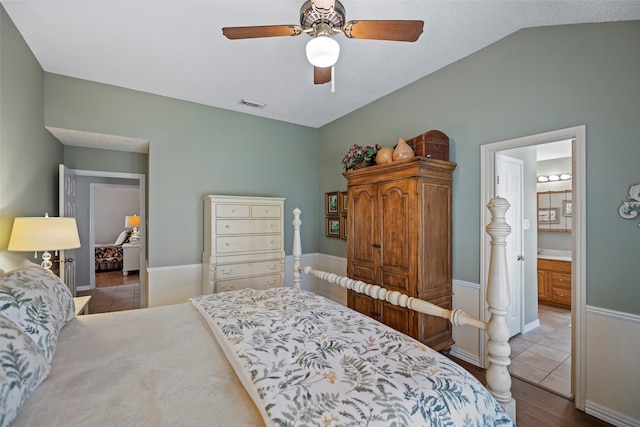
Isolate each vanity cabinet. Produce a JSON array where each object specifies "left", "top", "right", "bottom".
[
  {"left": 344, "top": 157, "right": 457, "bottom": 352},
  {"left": 202, "top": 195, "right": 285, "bottom": 294},
  {"left": 537, "top": 259, "right": 571, "bottom": 308}
]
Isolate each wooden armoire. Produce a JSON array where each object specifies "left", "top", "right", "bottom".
[{"left": 344, "top": 157, "right": 457, "bottom": 352}]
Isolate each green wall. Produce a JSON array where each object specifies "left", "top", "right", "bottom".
[
  {"left": 44, "top": 75, "right": 320, "bottom": 268},
  {"left": 64, "top": 145, "right": 148, "bottom": 175},
  {"left": 318, "top": 21, "right": 640, "bottom": 315},
  {"left": 0, "top": 6, "right": 63, "bottom": 269}
]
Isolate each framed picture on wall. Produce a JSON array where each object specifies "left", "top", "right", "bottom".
[
  {"left": 562, "top": 200, "right": 572, "bottom": 217},
  {"left": 325, "top": 192, "right": 339, "bottom": 215},
  {"left": 326, "top": 217, "right": 340, "bottom": 237},
  {"left": 340, "top": 216, "right": 347, "bottom": 240},
  {"left": 339, "top": 192, "right": 348, "bottom": 215}
]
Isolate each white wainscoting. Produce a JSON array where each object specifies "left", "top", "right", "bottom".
[
  {"left": 450, "top": 280, "right": 482, "bottom": 366},
  {"left": 147, "top": 264, "right": 202, "bottom": 307},
  {"left": 147, "top": 253, "right": 319, "bottom": 307},
  {"left": 585, "top": 306, "right": 640, "bottom": 427}
]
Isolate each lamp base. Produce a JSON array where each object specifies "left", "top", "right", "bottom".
[{"left": 41, "top": 250, "right": 53, "bottom": 269}]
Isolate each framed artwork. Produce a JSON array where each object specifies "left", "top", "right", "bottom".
[
  {"left": 326, "top": 217, "right": 340, "bottom": 237},
  {"left": 562, "top": 200, "right": 572, "bottom": 217},
  {"left": 340, "top": 216, "right": 347, "bottom": 240},
  {"left": 538, "top": 208, "right": 560, "bottom": 224},
  {"left": 325, "top": 191, "right": 339, "bottom": 215},
  {"left": 339, "top": 192, "right": 348, "bottom": 215}
]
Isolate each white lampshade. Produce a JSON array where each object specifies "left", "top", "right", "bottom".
[
  {"left": 125, "top": 215, "right": 140, "bottom": 228},
  {"left": 305, "top": 36, "right": 340, "bottom": 68},
  {"left": 8, "top": 216, "right": 81, "bottom": 252}
]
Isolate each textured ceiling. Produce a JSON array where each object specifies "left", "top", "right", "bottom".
[{"left": 4, "top": 1, "right": 640, "bottom": 150}]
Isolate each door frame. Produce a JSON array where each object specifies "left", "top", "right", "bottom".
[
  {"left": 73, "top": 169, "right": 147, "bottom": 308},
  {"left": 480, "top": 125, "right": 586, "bottom": 410},
  {"left": 89, "top": 183, "right": 140, "bottom": 289}
]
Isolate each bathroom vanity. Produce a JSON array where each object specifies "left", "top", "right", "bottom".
[{"left": 537, "top": 249, "right": 572, "bottom": 308}]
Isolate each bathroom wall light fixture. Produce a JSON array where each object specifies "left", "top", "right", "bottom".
[{"left": 537, "top": 173, "right": 571, "bottom": 183}]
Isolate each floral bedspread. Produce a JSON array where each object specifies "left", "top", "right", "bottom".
[{"left": 190, "top": 288, "right": 514, "bottom": 427}]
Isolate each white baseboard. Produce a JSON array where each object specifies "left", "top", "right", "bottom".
[
  {"left": 522, "top": 319, "right": 540, "bottom": 334},
  {"left": 586, "top": 400, "right": 640, "bottom": 427},
  {"left": 449, "top": 347, "right": 481, "bottom": 367}
]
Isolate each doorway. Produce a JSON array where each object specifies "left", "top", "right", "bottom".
[
  {"left": 61, "top": 168, "right": 147, "bottom": 308},
  {"left": 480, "top": 125, "right": 586, "bottom": 411}
]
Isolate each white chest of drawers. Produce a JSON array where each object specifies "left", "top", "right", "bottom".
[{"left": 202, "top": 195, "right": 285, "bottom": 294}]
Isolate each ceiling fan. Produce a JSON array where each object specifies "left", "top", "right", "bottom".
[{"left": 222, "top": 0, "right": 424, "bottom": 85}]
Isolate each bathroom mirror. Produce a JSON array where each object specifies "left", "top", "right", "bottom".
[{"left": 537, "top": 190, "right": 572, "bottom": 232}]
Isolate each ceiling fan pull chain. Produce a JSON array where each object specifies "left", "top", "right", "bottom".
[{"left": 331, "top": 66, "right": 335, "bottom": 92}]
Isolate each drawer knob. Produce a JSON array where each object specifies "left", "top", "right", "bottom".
[
  {"left": 559, "top": 278, "right": 564, "bottom": 282},
  {"left": 225, "top": 243, "right": 230, "bottom": 246}
]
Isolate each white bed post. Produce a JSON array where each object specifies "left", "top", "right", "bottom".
[
  {"left": 292, "top": 208, "right": 302, "bottom": 289},
  {"left": 485, "top": 197, "right": 516, "bottom": 420}
]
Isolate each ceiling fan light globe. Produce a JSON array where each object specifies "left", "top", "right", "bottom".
[{"left": 306, "top": 36, "right": 340, "bottom": 67}]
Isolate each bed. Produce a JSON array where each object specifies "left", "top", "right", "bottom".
[
  {"left": 1, "top": 198, "right": 515, "bottom": 427},
  {"left": 94, "top": 230, "right": 131, "bottom": 271}
]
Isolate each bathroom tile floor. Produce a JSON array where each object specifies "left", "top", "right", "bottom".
[{"left": 508, "top": 304, "right": 572, "bottom": 398}]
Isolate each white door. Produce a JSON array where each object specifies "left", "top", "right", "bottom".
[
  {"left": 59, "top": 165, "right": 78, "bottom": 296},
  {"left": 495, "top": 154, "right": 523, "bottom": 337}
]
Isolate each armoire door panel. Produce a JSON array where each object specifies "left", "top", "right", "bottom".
[
  {"left": 379, "top": 181, "right": 413, "bottom": 271},
  {"left": 380, "top": 302, "right": 411, "bottom": 336},
  {"left": 415, "top": 293, "right": 454, "bottom": 351},
  {"left": 352, "top": 264, "right": 376, "bottom": 283},
  {"left": 349, "top": 290, "right": 377, "bottom": 320},
  {"left": 418, "top": 183, "right": 452, "bottom": 296},
  {"left": 379, "top": 269, "right": 410, "bottom": 292},
  {"left": 350, "top": 185, "right": 377, "bottom": 265}
]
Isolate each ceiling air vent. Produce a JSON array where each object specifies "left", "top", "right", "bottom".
[{"left": 240, "top": 99, "right": 266, "bottom": 109}]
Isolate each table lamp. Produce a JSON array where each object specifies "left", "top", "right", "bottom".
[
  {"left": 125, "top": 215, "right": 140, "bottom": 244},
  {"left": 8, "top": 214, "right": 81, "bottom": 269}
]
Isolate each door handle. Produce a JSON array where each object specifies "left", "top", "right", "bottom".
[{"left": 517, "top": 255, "right": 525, "bottom": 261}]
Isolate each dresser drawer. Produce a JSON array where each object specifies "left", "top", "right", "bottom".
[
  {"left": 216, "top": 260, "right": 281, "bottom": 280},
  {"left": 216, "top": 235, "right": 282, "bottom": 253},
  {"left": 216, "top": 219, "right": 281, "bottom": 235},
  {"left": 216, "top": 274, "right": 282, "bottom": 293},
  {"left": 251, "top": 205, "right": 281, "bottom": 218},
  {"left": 216, "top": 204, "right": 250, "bottom": 218}
]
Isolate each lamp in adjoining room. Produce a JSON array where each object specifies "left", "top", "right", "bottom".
[
  {"left": 8, "top": 214, "right": 81, "bottom": 269},
  {"left": 125, "top": 215, "right": 140, "bottom": 244}
]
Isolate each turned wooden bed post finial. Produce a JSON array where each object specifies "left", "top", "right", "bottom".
[
  {"left": 485, "top": 197, "right": 516, "bottom": 420},
  {"left": 292, "top": 208, "right": 302, "bottom": 289}
]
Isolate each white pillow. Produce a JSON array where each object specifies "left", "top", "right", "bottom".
[
  {"left": 114, "top": 230, "right": 128, "bottom": 245},
  {"left": 0, "top": 316, "right": 51, "bottom": 427},
  {"left": 0, "top": 260, "right": 75, "bottom": 363}
]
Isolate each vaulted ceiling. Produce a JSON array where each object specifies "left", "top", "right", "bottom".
[{"left": 4, "top": 1, "right": 640, "bottom": 130}]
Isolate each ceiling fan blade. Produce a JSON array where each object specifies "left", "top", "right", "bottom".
[
  {"left": 314, "top": 66, "right": 332, "bottom": 85},
  {"left": 343, "top": 20, "right": 424, "bottom": 42},
  {"left": 222, "top": 25, "right": 303, "bottom": 40}
]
